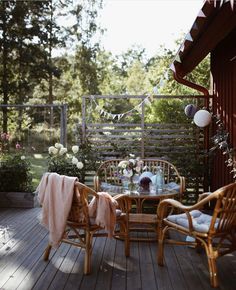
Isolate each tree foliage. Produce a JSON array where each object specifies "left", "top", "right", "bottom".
[{"left": 0, "top": 1, "right": 210, "bottom": 142}]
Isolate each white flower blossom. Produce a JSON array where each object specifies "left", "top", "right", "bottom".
[
  {"left": 59, "top": 147, "right": 67, "bottom": 155},
  {"left": 72, "top": 145, "right": 79, "bottom": 154},
  {"left": 129, "top": 158, "right": 136, "bottom": 165},
  {"left": 118, "top": 160, "right": 128, "bottom": 168},
  {"left": 76, "top": 161, "right": 84, "bottom": 169},
  {"left": 72, "top": 156, "right": 79, "bottom": 165},
  {"left": 48, "top": 146, "right": 58, "bottom": 155},
  {"left": 55, "top": 143, "right": 63, "bottom": 149},
  {"left": 48, "top": 146, "right": 54, "bottom": 154},
  {"left": 21, "top": 155, "right": 25, "bottom": 160}
]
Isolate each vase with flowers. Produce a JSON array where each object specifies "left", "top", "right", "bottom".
[{"left": 117, "top": 154, "right": 143, "bottom": 191}]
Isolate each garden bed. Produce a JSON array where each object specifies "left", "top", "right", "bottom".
[{"left": 0, "top": 192, "right": 38, "bottom": 208}]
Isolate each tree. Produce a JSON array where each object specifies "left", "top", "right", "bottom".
[{"left": 0, "top": 0, "right": 61, "bottom": 132}]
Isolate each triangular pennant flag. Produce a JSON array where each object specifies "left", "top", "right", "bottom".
[
  {"left": 144, "top": 98, "right": 151, "bottom": 106},
  {"left": 113, "top": 115, "right": 117, "bottom": 120},
  {"left": 135, "top": 105, "right": 142, "bottom": 114},
  {"left": 191, "top": 22, "right": 198, "bottom": 30},
  {"left": 185, "top": 32, "right": 193, "bottom": 42},
  {"left": 197, "top": 10, "right": 206, "bottom": 18},
  {"left": 153, "top": 86, "right": 158, "bottom": 94},
  {"left": 159, "top": 78, "right": 165, "bottom": 87},
  {"left": 180, "top": 44, "right": 185, "bottom": 52},
  {"left": 170, "top": 63, "right": 176, "bottom": 72},
  {"left": 175, "top": 54, "right": 181, "bottom": 63},
  {"left": 230, "top": 0, "right": 234, "bottom": 10},
  {"left": 164, "top": 71, "right": 169, "bottom": 80},
  {"left": 100, "top": 110, "right": 104, "bottom": 116}
]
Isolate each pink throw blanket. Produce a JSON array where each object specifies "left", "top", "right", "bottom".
[
  {"left": 37, "top": 172, "right": 77, "bottom": 247},
  {"left": 89, "top": 192, "right": 118, "bottom": 238}
]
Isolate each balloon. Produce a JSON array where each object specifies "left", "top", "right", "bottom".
[
  {"left": 184, "top": 104, "right": 198, "bottom": 118},
  {"left": 193, "top": 110, "right": 212, "bottom": 127}
]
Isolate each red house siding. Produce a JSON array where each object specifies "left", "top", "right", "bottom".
[{"left": 211, "top": 27, "right": 236, "bottom": 190}]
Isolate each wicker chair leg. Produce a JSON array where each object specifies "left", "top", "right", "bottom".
[
  {"left": 205, "top": 243, "right": 219, "bottom": 288},
  {"left": 43, "top": 244, "right": 52, "bottom": 261},
  {"left": 157, "top": 227, "right": 166, "bottom": 266},
  {"left": 84, "top": 231, "right": 92, "bottom": 275},
  {"left": 124, "top": 228, "right": 130, "bottom": 257}
]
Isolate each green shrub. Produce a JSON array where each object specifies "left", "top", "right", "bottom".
[
  {"left": 0, "top": 154, "right": 33, "bottom": 192},
  {"left": 0, "top": 132, "right": 33, "bottom": 192}
]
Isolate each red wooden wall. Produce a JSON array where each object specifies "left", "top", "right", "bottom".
[{"left": 211, "top": 27, "right": 236, "bottom": 191}]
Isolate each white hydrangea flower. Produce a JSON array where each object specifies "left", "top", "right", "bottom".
[
  {"left": 21, "top": 155, "right": 25, "bottom": 160},
  {"left": 48, "top": 146, "right": 55, "bottom": 154},
  {"left": 72, "top": 156, "right": 79, "bottom": 165},
  {"left": 59, "top": 147, "right": 67, "bottom": 155},
  {"left": 129, "top": 158, "right": 136, "bottom": 165},
  {"left": 118, "top": 160, "right": 128, "bottom": 168},
  {"left": 76, "top": 161, "right": 84, "bottom": 169},
  {"left": 72, "top": 145, "right": 79, "bottom": 154},
  {"left": 48, "top": 146, "right": 58, "bottom": 155},
  {"left": 55, "top": 143, "right": 63, "bottom": 149}
]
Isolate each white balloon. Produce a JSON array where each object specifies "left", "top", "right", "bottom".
[{"left": 194, "top": 110, "right": 212, "bottom": 127}]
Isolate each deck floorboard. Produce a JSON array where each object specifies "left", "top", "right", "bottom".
[{"left": 0, "top": 207, "right": 236, "bottom": 290}]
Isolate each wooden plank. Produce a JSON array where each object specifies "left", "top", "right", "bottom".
[
  {"left": 126, "top": 240, "right": 142, "bottom": 290},
  {"left": 150, "top": 242, "right": 173, "bottom": 290},
  {"left": 1, "top": 233, "right": 48, "bottom": 289},
  {"left": 31, "top": 242, "right": 71, "bottom": 290},
  {"left": 110, "top": 239, "right": 127, "bottom": 290},
  {"left": 94, "top": 237, "right": 117, "bottom": 290},
  {"left": 79, "top": 236, "right": 107, "bottom": 290},
  {"left": 139, "top": 240, "right": 158, "bottom": 290},
  {"left": 0, "top": 223, "right": 47, "bottom": 287}
]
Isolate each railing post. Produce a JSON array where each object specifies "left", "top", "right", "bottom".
[
  {"left": 141, "top": 97, "right": 145, "bottom": 158},
  {"left": 81, "top": 96, "right": 86, "bottom": 145},
  {"left": 60, "top": 104, "right": 67, "bottom": 147}
]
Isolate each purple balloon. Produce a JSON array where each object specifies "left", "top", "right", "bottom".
[{"left": 184, "top": 104, "right": 198, "bottom": 118}]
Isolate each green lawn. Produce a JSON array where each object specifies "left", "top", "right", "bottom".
[{"left": 29, "top": 153, "right": 48, "bottom": 190}]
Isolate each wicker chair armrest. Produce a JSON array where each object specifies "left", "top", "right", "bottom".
[
  {"left": 157, "top": 192, "right": 218, "bottom": 231},
  {"left": 197, "top": 192, "right": 212, "bottom": 202},
  {"left": 179, "top": 176, "right": 186, "bottom": 193},
  {"left": 113, "top": 194, "right": 132, "bottom": 214}
]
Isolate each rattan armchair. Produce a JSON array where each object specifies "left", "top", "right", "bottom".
[
  {"left": 43, "top": 181, "right": 129, "bottom": 274},
  {"left": 157, "top": 182, "right": 236, "bottom": 288}
]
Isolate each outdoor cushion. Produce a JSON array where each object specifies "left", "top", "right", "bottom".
[{"left": 166, "top": 210, "right": 219, "bottom": 233}]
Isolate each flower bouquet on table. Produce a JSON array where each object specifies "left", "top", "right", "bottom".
[
  {"left": 47, "top": 143, "right": 84, "bottom": 182},
  {"left": 117, "top": 154, "right": 143, "bottom": 191}
]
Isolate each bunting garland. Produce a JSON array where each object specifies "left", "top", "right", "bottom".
[
  {"left": 170, "top": 0, "right": 235, "bottom": 73},
  {"left": 89, "top": 72, "right": 169, "bottom": 122}
]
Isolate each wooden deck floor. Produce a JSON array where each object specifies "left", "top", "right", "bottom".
[{"left": 0, "top": 207, "right": 236, "bottom": 290}]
